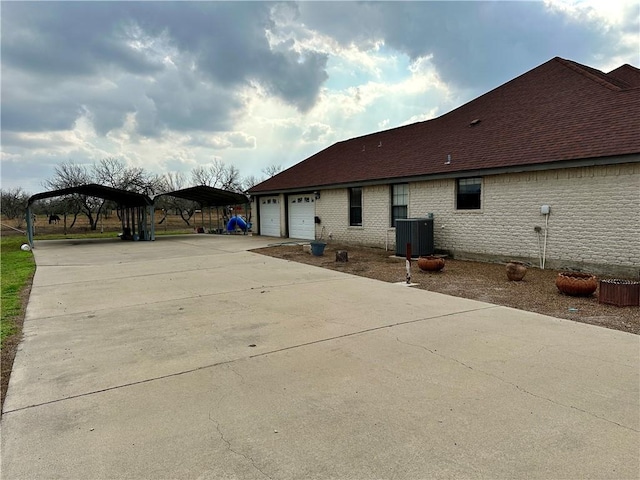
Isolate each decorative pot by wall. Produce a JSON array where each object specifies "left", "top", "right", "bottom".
[
  {"left": 418, "top": 256, "right": 445, "bottom": 272},
  {"left": 556, "top": 272, "right": 597, "bottom": 297},
  {"left": 310, "top": 241, "right": 327, "bottom": 256},
  {"left": 506, "top": 261, "right": 527, "bottom": 281},
  {"left": 598, "top": 279, "right": 640, "bottom": 307}
]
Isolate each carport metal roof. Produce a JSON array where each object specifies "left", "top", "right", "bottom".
[
  {"left": 154, "top": 185, "right": 248, "bottom": 207},
  {"left": 25, "top": 183, "right": 249, "bottom": 247},
  {"left": 28, "top": 183, "right": 153, "bottom": 207}
]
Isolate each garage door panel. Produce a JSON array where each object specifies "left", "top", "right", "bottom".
[
  {"left": 288, "top": 195, "right": 315, "bottom": 240},
  {"left": 259, "top": 197, "right": 280, "bottom": 237}
]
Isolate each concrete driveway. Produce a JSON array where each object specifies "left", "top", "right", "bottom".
[{"left": 1, "top": 235, "right": 638, "bottom": 479}]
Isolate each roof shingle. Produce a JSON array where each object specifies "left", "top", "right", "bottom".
[{"left": 250, "top": 57, "right": 640, "bottom": 193}]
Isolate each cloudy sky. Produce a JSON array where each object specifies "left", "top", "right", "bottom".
[{"left": 1, "top": 1, "right": 638, "bottom": 194}]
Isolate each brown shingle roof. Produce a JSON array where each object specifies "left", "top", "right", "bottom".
[
  {"left": 606, "top": 64, "right": 640, "bottom": 88},
  {"left": 250, "top": 57, "right": 640, "bottom": 193}
]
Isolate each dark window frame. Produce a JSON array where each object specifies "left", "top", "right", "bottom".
[
  {"left": 349, "top": 187, "right": 362, "bottom": 226},
  {"left": 456, "top": 177, "right": 482, "bottom": 210},
  {"left": 391, "top": 183, "right": 408, "bottom": 227}
]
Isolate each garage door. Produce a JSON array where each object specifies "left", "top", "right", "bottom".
[
  {"left": 288, "top": 195, "right": 316, "bottom": 240},
  {"left": 259, "top": 197, "right": 281, "bottom": 237}
]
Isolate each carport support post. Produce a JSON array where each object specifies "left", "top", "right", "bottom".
[
  {"left": 26, "top": 206, "right": 34, "bottom": 248},
  {"left": 406, "top": 243, "right": 412, "bottom": 284},
  {"left": 141, "top": 206, "right": 147, "bottom": 240},
  {"left": 245, "top": 201, "right": 250, "bottom": 234},
  {"left": 149, "top": 206, "right": 155, "bottom": 240}
]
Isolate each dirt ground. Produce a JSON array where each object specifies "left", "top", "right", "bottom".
[{"left": 253, "top": 242, "right": 639, "bottom": 335}]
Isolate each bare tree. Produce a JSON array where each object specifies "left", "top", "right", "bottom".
[
  {"left": 242, "top": 175, "right": 261, "bottom": 192},
  {"left": 158, "top": 172, "right": 198, "bottom": 226},
  {"left": 93, "top": 157, "right": 165, "bottom": 224},
  {"left": 0, "top": 187, "right": 30, "bottom": 220},
  {"left": 190, "top": 159, "right": 243, "bottom": 192},
  {"left": 43, "top": 159, "right": 165, "bottom": 231},
  {"left": 93, "top": 157, "right": 164, "bottom": 196},
  {"left": 43, "top": 161, "right": 105, "bottom": 230},
  {"left": 262, "top": 164, "right": 283, "bottom": 178},
  {"left": 241, "top": 164, "right": 283, "bottom": 193}
]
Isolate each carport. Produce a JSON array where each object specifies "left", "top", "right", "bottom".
[
  {"left": 26, "top": 184, "right": 154, "bottom": 247},
  {"left": 154, "top": 185, "right": 249, "bottom": 233},
  {"left": 26, "top": 184, "right": 250, "bottom": 247}
]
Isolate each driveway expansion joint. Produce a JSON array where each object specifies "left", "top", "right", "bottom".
[{"left": 4, "top": 305, "right": 497, "bottom": 414}]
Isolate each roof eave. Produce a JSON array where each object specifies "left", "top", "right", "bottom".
[{"left": 249, "top": 154, "right": 640, "bottom": 195}]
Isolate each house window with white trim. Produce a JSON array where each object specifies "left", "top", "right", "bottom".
[
  {"left": 391, "top": 183, "right": 408, "bottom": 227},
  {"left": 349, "top": 187, "right": 362, "bottom": 226},
  {"left": 456, "top": 177, "right": 482, "bottom": 210}
]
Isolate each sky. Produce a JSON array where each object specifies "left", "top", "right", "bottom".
[{"left": 1, "top": 1, "right": 638, "bottom": 194}]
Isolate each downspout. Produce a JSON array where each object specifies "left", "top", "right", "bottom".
[
  {"left": 534, "top": 226, "right": 543, "bottom": 268},
  {"left": 542, "top": 211, "right": 550, "bottom": 269}
]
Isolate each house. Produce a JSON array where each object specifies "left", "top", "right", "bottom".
[{"left": 248, "top": 57, "right": 640, "bottom": 277}]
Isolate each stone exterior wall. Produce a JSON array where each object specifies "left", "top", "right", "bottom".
[
  {"left": 314, "top": 162, "right": 640, "bottom": 277},
  {"left": 315, "top": 185, "right": 394, "bottom": 247}
]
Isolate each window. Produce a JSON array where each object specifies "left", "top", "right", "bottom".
[
  {"left": 391, "top": 184, "right": 408, "bottom": 227},
  {"left": 456, "top": 177, "right": 482, "bottom": 210},
  {"left": 349, "top": 187, "right": 362, "bottom": 226}
]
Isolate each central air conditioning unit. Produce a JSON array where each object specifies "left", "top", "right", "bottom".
[{"left": 395, "top": 218, "right": 434, "bottom": 258}]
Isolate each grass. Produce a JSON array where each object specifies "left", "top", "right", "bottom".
[{"left": 1, "top": 236, "right": 36, "bottom": 346}]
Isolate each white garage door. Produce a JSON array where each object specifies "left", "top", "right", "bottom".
[
  {"left": 288, "top": 195, "right": 316, "bottom": 240},
  {"left": 259, "top": 197, "right": 281, "bottom": 237}
]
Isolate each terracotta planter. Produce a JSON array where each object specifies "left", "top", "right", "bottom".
[
  {"left": 506, "top": 261, "right": 527, "bottom": 281},
  {"left": 556, "top": 272, "right": 597, "bottom": 297},
  {"left": 598, "top": 279, "right": 640, "bottom": 307},
  {"left": 418, "top": 256, "right": 445, "bottom": 272}
]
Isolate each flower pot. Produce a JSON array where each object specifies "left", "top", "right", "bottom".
[
  {"left": 310, "top": 241, "right": 327, "bottom": 256},
  {"left": 506, "top": 261, "right": 527, "bottom": 281},
  {"left": 556, "top": 272, "right": 597, "bottom": 297},
  {"left": 598, "top": 279, "right": 640, "bottom": 307},
  {"left": 417, "top": 256, "right": 445, "bottom": 272}
]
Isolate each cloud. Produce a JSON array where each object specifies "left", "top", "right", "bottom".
[
  {"left": 295, "top": 1, "right": 639, "bottom": 93},
  {"left": 1, "top": 2, "right": 331, "bottom": 139},
  {"left": 186, "top": 132, "right": 257, "bottom": 149},
  {"left": 1, "top": 1, "right": 637, "bottom": 195},
  {"left": 302, "top": 123, "right": 332, "bottom": 143}
]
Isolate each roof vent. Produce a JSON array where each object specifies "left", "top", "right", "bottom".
[{"left": 469, "top": 119, "right": 481, "bottom": 127}]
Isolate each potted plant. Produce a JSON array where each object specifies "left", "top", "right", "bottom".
[
  {"left": 418, "top": 255, "right": 445, "bottom": 272},
  {"left": 556, "top": 272, "right": 597, "bottom": 296},
  {"left": 506, "top": 261, "right": 527, "bottom": 281},
  {"left": 310, "top": 239, "right": 327, "bottom": 256}
]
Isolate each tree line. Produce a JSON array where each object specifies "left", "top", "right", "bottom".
[{"left": 1, "top": 158, "right": 282, "bottom": 230}]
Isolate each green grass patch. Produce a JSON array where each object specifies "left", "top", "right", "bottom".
[{"left": 1, "top": 236, "right": 36, "bottom": 346}]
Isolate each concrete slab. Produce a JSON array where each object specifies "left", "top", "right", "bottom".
[{"left": 2, "top": 235, "right": 638, "bottom": 479}]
